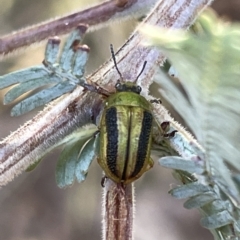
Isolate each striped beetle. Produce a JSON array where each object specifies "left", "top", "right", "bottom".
[{"left": 84, "top": 45, "right": 170, "bottom": 185}]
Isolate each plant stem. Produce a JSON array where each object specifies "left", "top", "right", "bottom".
[
  {"left": 0, "top": 0, "right": 157, "bottom": 57},
  {"left": 103, "top": 180, "right": 134, "bottom": 240}
]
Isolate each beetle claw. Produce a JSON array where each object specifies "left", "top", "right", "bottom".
[
  {"left": 101, "top": 176, "right": 108, "bottom": 187},
  {"left": 163, "top": 130, "right": 178, "bottom": 138},
  {"left": 150, "top": 98, "right": 162, "bottom": 104}
]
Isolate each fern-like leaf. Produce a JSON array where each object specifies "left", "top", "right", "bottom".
[
  {"left": 0, "top": 25, "right": 88, "bottom": 116},
  {"left": 142, "top": 9, "right": 240, "bottom": 239}
]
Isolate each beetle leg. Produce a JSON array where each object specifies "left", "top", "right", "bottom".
[
  {"left": 101, "top": 176, "right": 108, "bottom": 187},
  {"left": 147, "top": 158, "right": 154, "bottom": 169},
  {"left": 163, "top": 130, "right": 178, "bottom": 138},
  {"left": 161, "top": 121, "right": 170, "bottom": 132},
  {"left": 82, "top": 82, "right": 98, "bottom": 92},
  {"left": 150, "top": 98, "right": 162, "bottom": 104},
  {"left": 82, "top": 82, "right": 111, "bottom": 97},
  {"left": 161, "top": 121, "right": 178, "bottom": 138}
]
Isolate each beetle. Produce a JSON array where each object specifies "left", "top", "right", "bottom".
[
  {"left": 98, "top": 77, "right": 154, "bottom": 184},
  {"left": 84, "top": 45, "right": 173, "bottom": 185}
]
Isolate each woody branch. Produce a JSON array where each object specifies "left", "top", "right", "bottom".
[{"left": 0, "top": 0, "right": 213, "bottom": 188}]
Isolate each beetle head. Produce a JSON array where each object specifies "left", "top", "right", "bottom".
[
  {"left": 110, "top": 44, "right": 146, "bottom": 94},
  {"left": 115, "top": 81, "right": 142, "bottom": 94}
]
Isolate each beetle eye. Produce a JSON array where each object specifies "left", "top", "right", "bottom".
[{"left": 136, "top": 86, "right": 142, "bottom": 94}]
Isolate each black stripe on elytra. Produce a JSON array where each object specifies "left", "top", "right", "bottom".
[
  {"left": 105, "top": 107, "right": 118, "bottom": 175},
  {"left": 131, "top": 111, "right": 153, "bottom": 177}
]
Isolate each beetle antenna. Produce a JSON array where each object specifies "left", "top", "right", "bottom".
[
  {"left": 135, "top": 61, "right": 147, "bottom": 83},
  {"left": 110, "top": 44, "right": 123, "bottom": 80}
]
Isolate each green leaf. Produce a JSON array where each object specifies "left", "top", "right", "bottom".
[
  {"left": 56, "top": 139, "right": 85, "bottom": 188},
  {"left": 170, "top": 182, "right": 211, "bottom": 199},
  {"left": 59, "top": 27, "right": 86, "bottom": 71},
  {"left": 159, "top": 156, "right": 204, "bottom": 174},
  {"left": 4, "top": 76, "right": 61, "bottom": 104},
  {"left": 183, "top": 193, "right": 216, "bottom": 209},
  {"left": 0, "top": 25, "right": 88, "bottom": 115},
  {"left": 11, "top": 81, "right": 76, "bottom": 116},
  {"left": 0, "top": 66, "right": 48, "bottom": 89},
  {"left": 200, "top": 211, "right": 233, "bottom": 229},
  {"left": 142, "top": 10, "right": 240, "bottom": 237},
  {"left": 44, "top": 37, "right": 60, "bottom": 64},
  {"left": 75, "top": 134, "right": 100, "bottom": 183},
  {"left": 55, "top": 124, "right": 98, "bottom": 188},
  {"left": 142, "top": 9, "right": 240, "bottom": 202},
  {"left": 72, "top": 46, "right": 89, "bottom": 77},
  {"left": 57, "top": 124, "right": 98, "bottom": 147},
  {"left": 25, "top": 159, "right": 42, "bottom": 172}
]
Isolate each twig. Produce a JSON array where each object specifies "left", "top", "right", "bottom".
[
  {"left": 0, "top": 0, "right": 158, "bottom": 57},
  {"left": 103, "top": 181, "right": 134, "bottom": 240}
]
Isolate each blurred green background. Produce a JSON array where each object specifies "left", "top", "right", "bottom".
[{"left": 0, "top": 0, "right": 239, "bottom": 239}]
